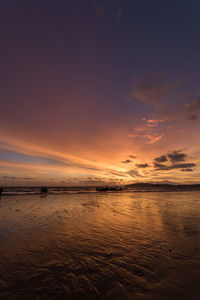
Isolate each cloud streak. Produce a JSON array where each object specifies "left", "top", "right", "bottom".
[
  {"left": 154, "top": 162, "right": 196, "bottom": 171},
  {"left": 167, "top": 150, "right": 188, "bottom": 163},
  {"left": 121, "top": 159, "right": 132, "bottom": 164},
  {"left": 127, "top": 169, "right": 143, "bottom": 178},
  {"left": 129, "top": 118, "right": 166, "bottom": 144},
  {"left": 135, "top": 163, "right": 149, "bottom": 168}
]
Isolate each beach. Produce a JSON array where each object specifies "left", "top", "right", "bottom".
[{"left": 0, "top": 191, "right": 200, "bottom": 299}]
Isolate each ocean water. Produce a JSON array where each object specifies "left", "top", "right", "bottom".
[{"left": 0, "top": 192, "right": 200, "bottom": 299}]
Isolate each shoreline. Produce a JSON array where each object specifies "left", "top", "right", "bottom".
[{"left": 1, "top": 189, "right": 200, "bottom": 196}]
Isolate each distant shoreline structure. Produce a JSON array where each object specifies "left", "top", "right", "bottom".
[{"left": 1, "top": 183, "right": 200, "bottom": 196}]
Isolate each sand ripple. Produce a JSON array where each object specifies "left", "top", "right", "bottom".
[{"left": 0, "top": 192, "right": 200, "bottom": 299}]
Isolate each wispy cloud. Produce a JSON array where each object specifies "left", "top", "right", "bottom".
[
  {"left": 127, "top": 169, "right": 143, "bottom": 178},
  {"left": 135, "top": 163, "right": 149, "bottom": 168},
  {"left": 0, "top": 140, "right": 139, "bottom": 185},
  {"left": 186, "top": 97, "right": 200, "bottom": 111},
  {"left": 121, "top": 159, "right": 132, "bottom": 164},
  {"left": 129, "top": 118, "right": 166, "bottom": 144},
  {"left": 113, "top": 0, "right": 122, "bottom": 21},
  {"left": 129, "top": 155, "right": 137, "bottom": 159},
  {"left": 129, "top": 75, "right": 176, "bottom": 107},
  {"left": 3, "top": 176, "right": 33, "bottom": 180}
]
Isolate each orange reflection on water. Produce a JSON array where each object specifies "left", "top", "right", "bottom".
[{"left": 0, "top": 192, "right": 200, "bottom": 298}]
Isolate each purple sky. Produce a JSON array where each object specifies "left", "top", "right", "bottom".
[{"left": 1, "top": 0, "right": 200, "bottom": 185}]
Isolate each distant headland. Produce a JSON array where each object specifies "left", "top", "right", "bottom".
[{"left": 124, "top": 183, "right": 200, "bottom": 192}]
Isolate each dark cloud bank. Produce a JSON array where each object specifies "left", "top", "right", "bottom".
[{"left": 153, "top": 150, "right": 196, "bottom": 172}]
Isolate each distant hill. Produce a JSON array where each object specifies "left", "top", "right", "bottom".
[{"left": 125, "top": 183, "right": 200, "bottom": 192}]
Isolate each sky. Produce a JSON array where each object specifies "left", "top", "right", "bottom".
[{"left": 1, "top": 0, "right": 200, "bottom": 186}]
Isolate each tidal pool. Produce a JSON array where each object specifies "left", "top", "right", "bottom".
[{"left": 0, "top": 192, "right": 200, "bottom": 299}]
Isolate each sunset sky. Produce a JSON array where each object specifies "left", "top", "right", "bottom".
[{"left": 1, "top": 0, "right": 200, "bottom": 186}]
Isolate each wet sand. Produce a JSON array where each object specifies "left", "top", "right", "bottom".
[{"left": 0, "top": 192, "right": 200, "bottom": 299}]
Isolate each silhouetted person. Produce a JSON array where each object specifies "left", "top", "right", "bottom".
[
  {"left": 41, "top": 186, "right": 48, "bottom": 194},
  {"left": 0, "top": 188, "right": 3, "bottom": 200}
]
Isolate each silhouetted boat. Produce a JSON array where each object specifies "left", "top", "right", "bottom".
[
  {"left": 41, "top": 187, "right": 48, "bottom": 194},
  {"left": 96, "top": 186, "right": 123, "bottom": 192}
]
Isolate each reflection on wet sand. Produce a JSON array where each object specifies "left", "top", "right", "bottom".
[{"left": 0, "top": 192, "right": 200, "bottom": 299}]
